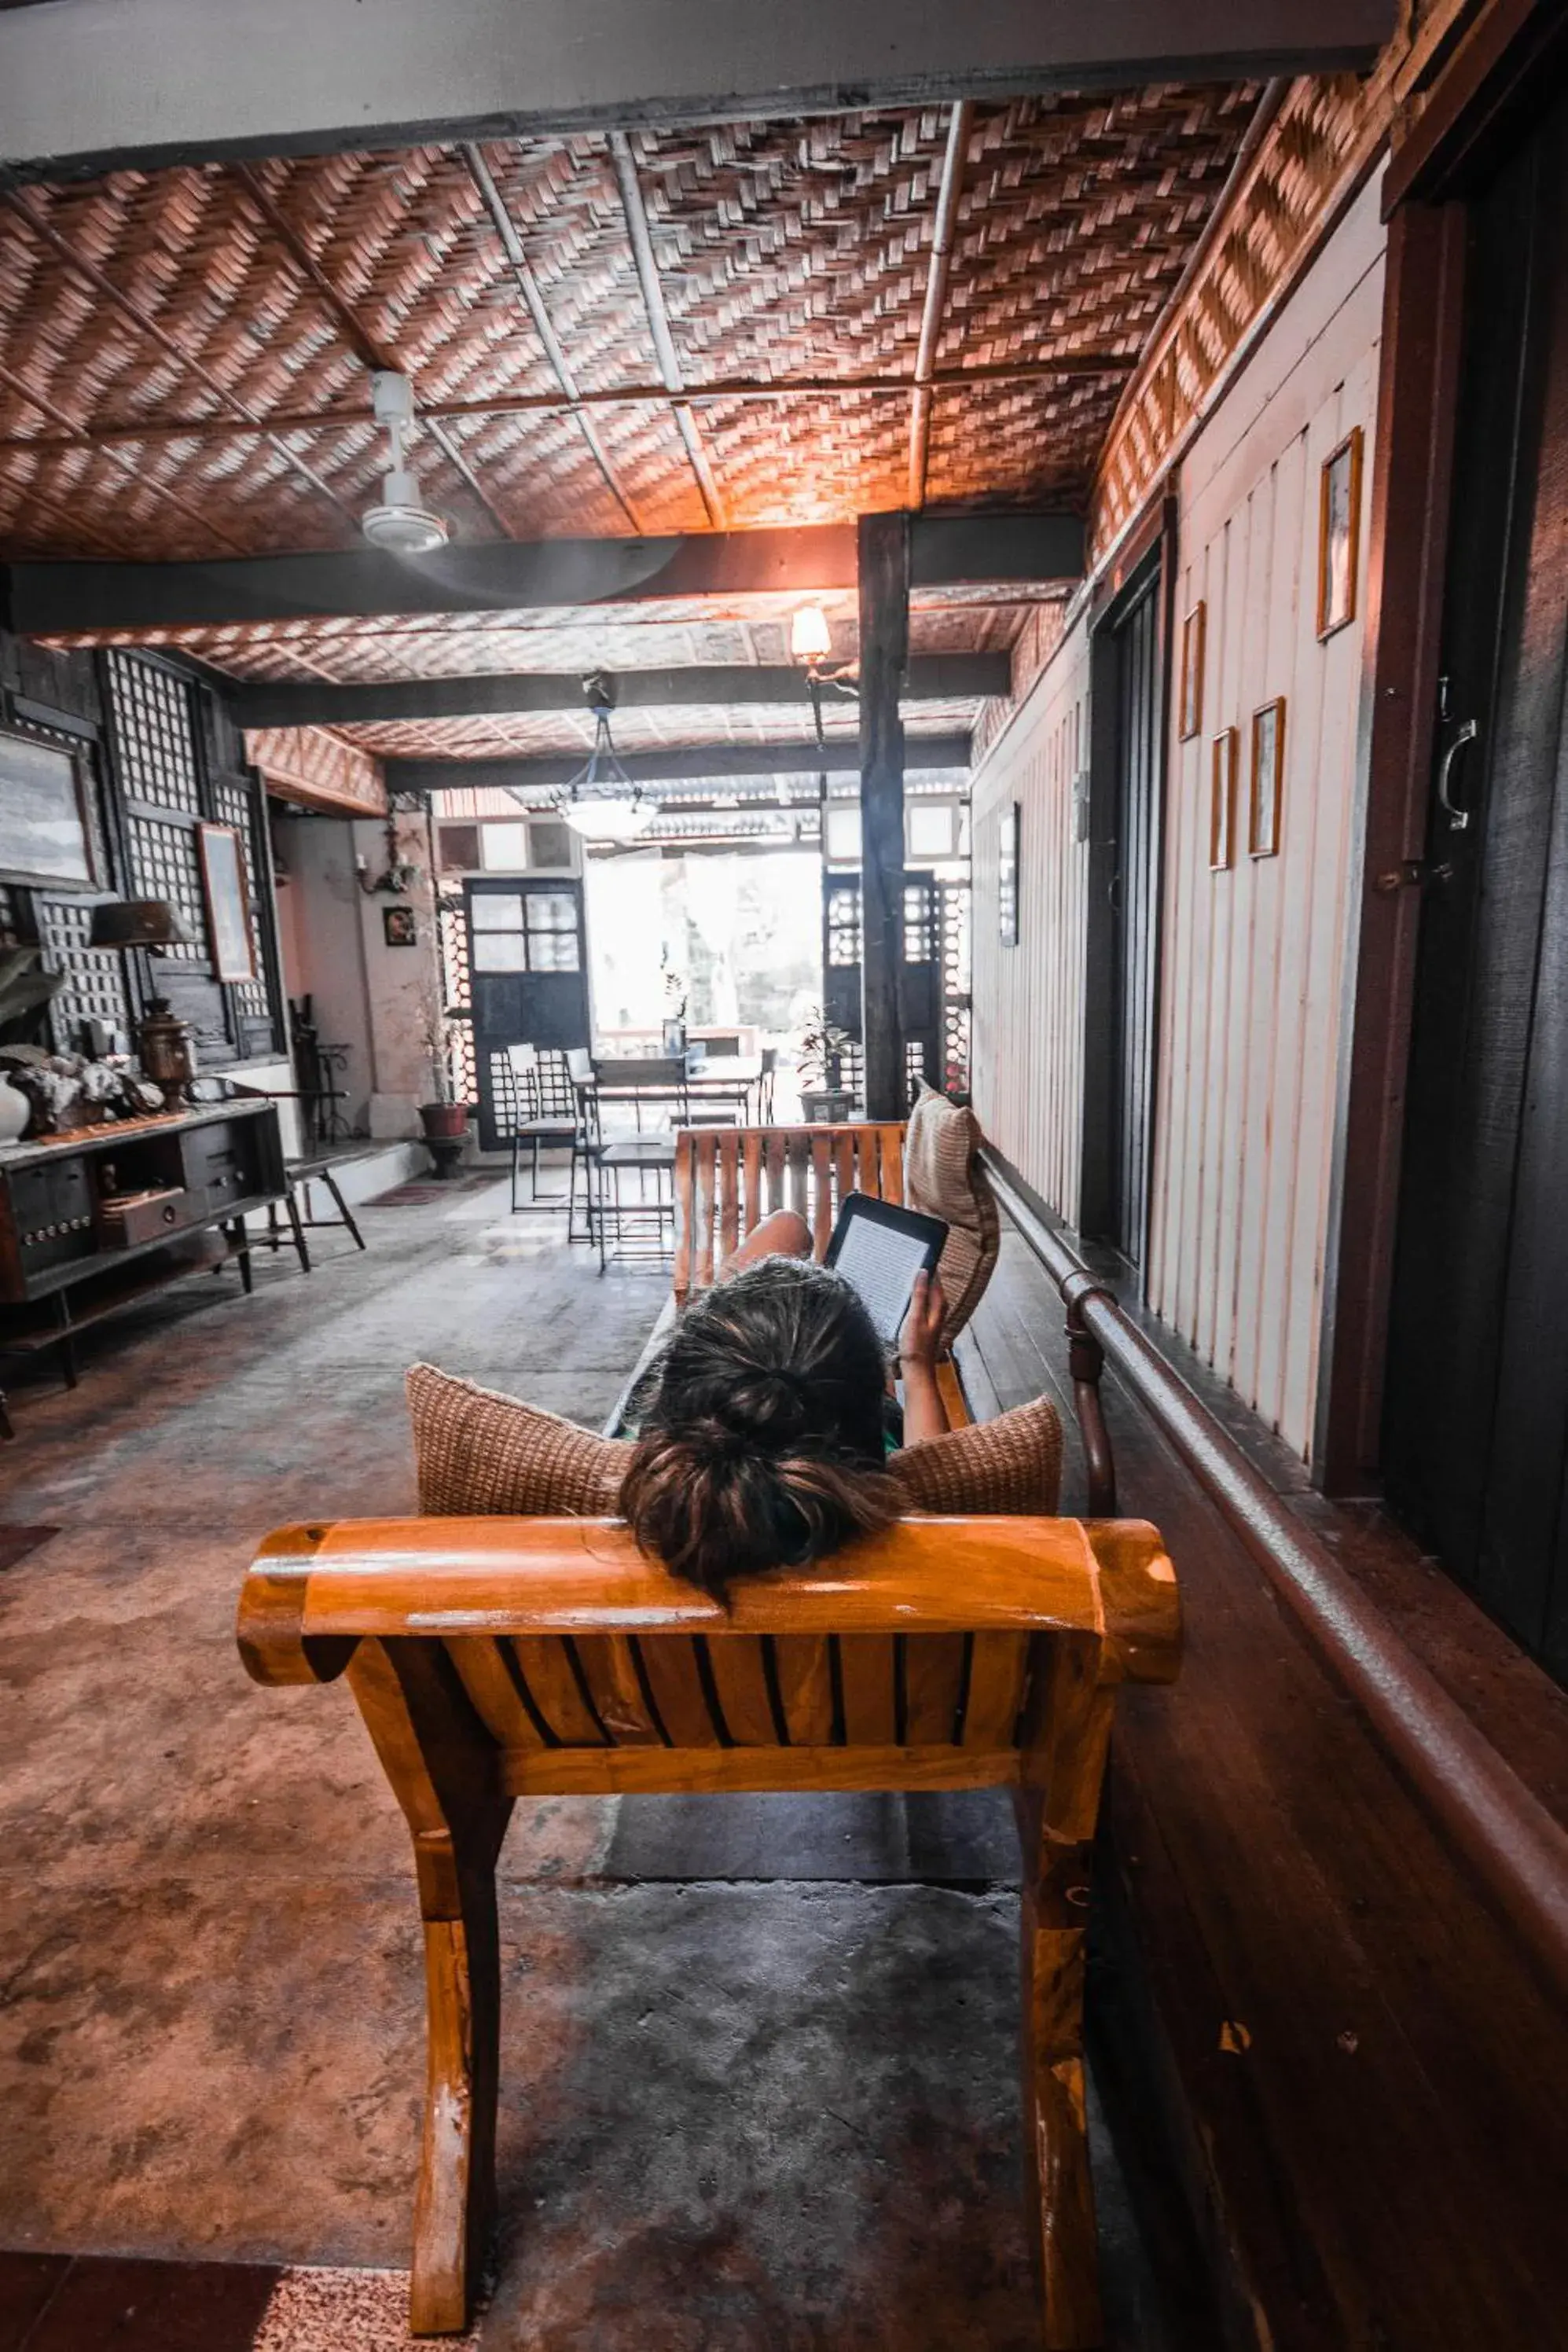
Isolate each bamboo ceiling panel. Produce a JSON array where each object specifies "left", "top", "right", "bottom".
[
  {"left": 0, "top": 85, "right": 1260, "bottom": 565},
  {"left": 39, "top": 591, "right": 1042, "bottom": 681}
]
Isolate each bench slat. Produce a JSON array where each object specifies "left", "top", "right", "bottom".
[
  {"left": 838, "top": 1633, "right": 898, "bottom": 1745},
  {"left": 773, "top": 1634, "right": 835, "bottom": 1744},
  {"left": 637, "top": 1634, "right": 724, "bottom": 1747},
  {"left": 509, "top": 1635, "right": 605, "bottom": 1744},
  {"left": 902, "top": 1633, "right": 968, "bottom": 1746},
  {"left": 964, "top": 1632, "right": 1032, "bottom": 1747},
  {"left": 571, "top": 1634, "right": 665, "bottom": 1745},
  {"left": 446, "top": 1636, "right": 549, "bottom": 1751},
  {"left": 705, "top": 1634, "right": 781, "bottom": 1744},
  {"left": 718, "top": 1129, "right": 741, "bottom": 1264}
]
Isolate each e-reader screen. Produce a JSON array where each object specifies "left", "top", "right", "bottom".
[{"left": 824, "top": 1192, "right": 949, "bottom": 1349}]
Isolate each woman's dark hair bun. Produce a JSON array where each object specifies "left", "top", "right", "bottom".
[{"left": 619, "top": 1259, "right": 898, "bottom": 1598}]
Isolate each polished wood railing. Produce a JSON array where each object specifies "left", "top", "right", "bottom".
[{"left": 982, "top": 1148, "right": 1568, "bottom": 1995}]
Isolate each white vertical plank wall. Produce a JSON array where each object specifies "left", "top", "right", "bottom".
[
  {"left": 1145, "top": 174, "right": 1387, "bottom": 1458},
  {"left": 971, "top": 607, "right": 1092, "bottom": 1224}
]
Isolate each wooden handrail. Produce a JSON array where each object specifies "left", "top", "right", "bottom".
[{"left": 982, "top": 1148, "right": 1568, "bottom": 1994}]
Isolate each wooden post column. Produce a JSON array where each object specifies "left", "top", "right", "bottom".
[{"left": 857, "top": 509, "right": 910, "bottom": 1119}]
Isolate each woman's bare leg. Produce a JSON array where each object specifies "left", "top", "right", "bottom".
[{"left": 720, "top": 1208, "right": 813, "bottom": 1277}]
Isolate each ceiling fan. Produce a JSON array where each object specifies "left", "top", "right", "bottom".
[{"left": 361, "top": 371, "right": 449, "bottom": 555}]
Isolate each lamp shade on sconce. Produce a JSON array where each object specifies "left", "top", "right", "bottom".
[
  {"left": 89, "top": 900, "right": 194, "bottom": 950},
  {"left": 790, "top": 605, "right": 832, "bottom": 664}
]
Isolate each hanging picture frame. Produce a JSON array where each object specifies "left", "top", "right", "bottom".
[
  {"left": 1250, "top": 698, "right": 1287, "bottom": 858},
  {"left": 1209, "top": 728, "right": 1238, "bottom": 871},
  {"left": 383, "top": 905, "right": 418, "bottom": 947},
  {"left": 998, "top": 801, "right": 1020, "bottom": 946},
  {"left": 0, "top": 722, "right": 98, "bottom": 890},
  {"left": 1316, "top": 427, "right": 1364, "bottom": 639},
  {"left": 1179, "top": 601, "right": 1206, "bottom": 741},
  {"left": 196, "top": 821, "right": 256, "bottom": 983}
]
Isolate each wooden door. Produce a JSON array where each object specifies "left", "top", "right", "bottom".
[
  {"left": 465, "top": 878, "right": 590, "bottom": 1150},
  {"left": 1382, "top": 86, "right": 1568, "bottom": 1680},
  {"left": 821, "top": 868, "right": 942, "bottom": 1103}
]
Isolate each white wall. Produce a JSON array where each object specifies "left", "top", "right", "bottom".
[
  {"left": 1146, "top": 171, "right": 1386, "bottom": 1457},
  {"left": 274, "top": 809, "right": 441, "bottom": 1139},
  {"left": 970, "top": 603, "right": 1092, "bottom": 1223}
]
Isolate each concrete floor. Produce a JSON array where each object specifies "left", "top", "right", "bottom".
[{"left": 0, "top": 1178, "right": 1170, "bottom": 2350}]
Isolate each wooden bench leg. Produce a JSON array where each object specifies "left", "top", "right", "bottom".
[
  {"left": 284, "top": 1184, "right": 311, "bottom": 1274},
  {"left": 1016, "top": 1641, "right": 1116, "bottom": 2350},
  {"left": 346, "top": 1640, "right": 511, "bottom": 2335},
  {"left": 1018, "top": 1810, "right": 1102, "bottom": 2350},
  {"left": 321, "top": 1168, "right": 365, "bottom": 1251}
]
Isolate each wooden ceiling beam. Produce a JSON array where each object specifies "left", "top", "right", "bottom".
[
  {"left": 384, "top": 735, "right": 972, "bottom": 794},
  {"left": 227, "top": 654, "right": 1008, "bottom": 729},
  {"left": 0, "top": 1, "right": 1396, "bottom": 179},
  {"left": 4, "top": 513, "right": 1082, "bottom": 634}
]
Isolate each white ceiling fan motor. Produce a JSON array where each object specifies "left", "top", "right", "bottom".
[{"left": 362, "top": 370, "right": 449, "bottom": 554}]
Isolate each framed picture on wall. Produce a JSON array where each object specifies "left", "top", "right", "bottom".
[
  {"left": 1317, "top": 427, "right": 1364, "bottom": 639},
  {"left": 998, "top": 801, "right": 1020, "bottom": 946},
  {"left": 383, "top": 905, "right": 418, "bottom": 947},
  {"left": 195, "top": 821, "right": 256, "bottom": 983},
  {"left": 0, "top": 722, "right": 98, "bottom": 889},
  {"left": 1250, "top": 698, "right": 1287, "bottom": 858},
  {"left": 1209, "top": 728, "right": 1238, "bottom": 871},
  {"left": 1179, "top": 602, "right": 1206, "bottom": 740}
]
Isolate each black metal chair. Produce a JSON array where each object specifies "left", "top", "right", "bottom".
[{"left": 506, "top": 1045, "right": 580, "bottom": 1214}]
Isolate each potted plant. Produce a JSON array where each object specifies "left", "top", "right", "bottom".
[
  {"left": 416, "top": 983, "right": 471, "bottom": 1170},
  {"left": 794, "top": 1003, "right": 857, "bottom": 1122}
]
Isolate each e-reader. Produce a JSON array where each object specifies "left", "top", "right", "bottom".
[{"left": 824, "top": 1191, "right": 949, "bottom": 1350}]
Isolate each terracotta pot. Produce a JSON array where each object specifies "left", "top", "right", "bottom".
[{"left": 418, "top": 1101, "right": 470, "bottom": 1141}]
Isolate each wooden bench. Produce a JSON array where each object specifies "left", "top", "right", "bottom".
[
  {"left": 237, "top": 1514, "right": 1181, "bottom": 2346},
  {"left": 670, "top": 1119, "right": 975, "bottom": 1430}
]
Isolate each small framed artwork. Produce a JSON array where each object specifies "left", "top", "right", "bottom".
[
  {"left": 1209, "top": 728, "right": 1239, "bottom": 871},
  {"left": 195, "top": 821, "right": 255, "bottom": 983},
  {"left": 0, "top": 722, "right": 98, "bottom": 889},
  {"left": 1250, "top": 698, "right": 1287, "bottom": 858},
  {"left": 383, "top": 905, "right": 419, "bottom": 947},
  {"left": 1179, "top": 602, "right": 1206, "bottom": 741},
  {"left": 1317, "top": 426, "right": 1364, "bottom": 639},
  {"left": 998, "top": 801, "right": 1020, "bottom": 946}
]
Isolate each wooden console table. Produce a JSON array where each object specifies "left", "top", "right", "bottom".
[{"left": 0, "top": 1099, "right": 286, "bottom": 1430}]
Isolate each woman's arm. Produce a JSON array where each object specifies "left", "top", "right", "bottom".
[{"left": 898, "top": 1269, "right": 949, "bottom": 1446}]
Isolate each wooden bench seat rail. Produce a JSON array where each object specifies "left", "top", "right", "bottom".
[{"left": 240, "top": 1515, "right": 1179, "bottom": 2346}]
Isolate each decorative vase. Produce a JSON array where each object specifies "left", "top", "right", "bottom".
[{"left": 0, "top": 1072, "right": 29, "bottom": 1148}]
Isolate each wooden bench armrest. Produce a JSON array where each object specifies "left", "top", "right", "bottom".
[{"left": 238, "top": 1515, "right": 1179, "bottom": 1688}]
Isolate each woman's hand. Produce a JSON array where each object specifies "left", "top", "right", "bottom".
[
  {"left": 898, "top": 1271, "right": 950, "bottom": 1445},
  {"left": 899, "top": 1269, "right": 946, "bottom": 1369}
]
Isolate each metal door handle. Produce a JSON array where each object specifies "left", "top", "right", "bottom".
[{"left": 1438, "top": 718, "right": 1478, "bottom": 832}]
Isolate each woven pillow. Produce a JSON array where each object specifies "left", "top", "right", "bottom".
[
  {"left": 890, "top": 1395, "right": 1062, "bottom": 1516},
  {"left": 903, "top": 1082, "right": 1001, "bottom": 1342},
  {"left": 406, "top": 1362, "right": 630, "bottom": 1516}
]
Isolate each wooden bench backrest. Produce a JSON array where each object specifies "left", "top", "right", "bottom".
[
  {"left": 674, "top": 1120, "right": 907, "bottom": 1304},
  {"left": 238, "top": 1513, "right": 1179, "bottom": 2341},
  {"left": 240, "top": 1514, "right": 1178, "bottom": 1797}
]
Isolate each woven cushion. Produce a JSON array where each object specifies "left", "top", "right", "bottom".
[
  {"left": 406, "top": 1362, "right": 630, "bottom": 1516},
  {"left": 890, "top": 1395, "right": 1063, "bottom": 1516},
  {"left": 903, "top": 1082, "right": 1001, "bottom": 1342},
  {"left": 407, "top": 1363, "right": 1059, "bottom": 1525}
]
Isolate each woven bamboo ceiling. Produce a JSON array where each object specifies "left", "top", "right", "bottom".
[{"left": 1, "top": 82, "right": 1261, "bottom": 759}]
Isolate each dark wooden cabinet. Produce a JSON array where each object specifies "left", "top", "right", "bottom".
[{"left": 0, "top": 1101, "right": 285, "bottom": 1394}]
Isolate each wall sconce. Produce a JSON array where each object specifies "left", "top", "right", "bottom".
[{"left": 357, "top": 814, "right": 423, "bottom": 895}]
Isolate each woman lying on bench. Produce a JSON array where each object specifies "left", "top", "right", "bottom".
[{"left": 622, "top": 1207, "right": 949, "bottom": 1599}]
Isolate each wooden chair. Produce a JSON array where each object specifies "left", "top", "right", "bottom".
[{"left": 238, "top": 1513, "right": 1181, "bottom": 2346}]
